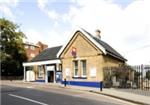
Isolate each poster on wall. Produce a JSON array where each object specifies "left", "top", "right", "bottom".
[
  {"left": 65, "top": 68, "right": 70, "bottom": 77},
  {"left": 90, "top": 68, "right": 96, "bottom": 77},
  {"left": 56, "top": 72, "right": 62, "bottom": 83}
]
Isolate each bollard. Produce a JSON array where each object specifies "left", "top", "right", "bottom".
[
  {"left": 100, "top": 81, "right": 103, "bottom": 91},
  {"left": 64, "top": 78, "right": 67, "bottom": 87}
]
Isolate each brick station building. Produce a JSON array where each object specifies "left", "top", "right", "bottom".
[{"left": 23, "top": 27, "right": 127, "bottom": 88}]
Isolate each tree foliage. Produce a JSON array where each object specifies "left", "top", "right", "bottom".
[{"left": 0, "top": 18, "right": 27, "bottom": 76}]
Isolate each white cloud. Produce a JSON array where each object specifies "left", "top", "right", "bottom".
[
  {"left": 47, "top": 30, "right": 64, "bottom": 47},
  {"left": 126, "top": 45, "right": 150, "bottom": 65},
  {"left": 47, "top": 10, "right": 59, "bottom": 20},
  {"left": 37, "top": 0, "right": 59, "bottom": 20},
  {"left": 0, "top": 0, "right": 19, "bottom": 20},
  {"left": 0, "top": 4, "right": 15, "bottom": 19},
  {"left": 46, "top": 29, "right": 72, "bottom": 47},
  {"left": 0, "top": 0, "right": 19, "bottom": 6},
  {"left": 35, "top": 0, "right": 150, "bottom": 65},
  {"left": 24, "top": 29, "right": 43, "bottom": 43},
  {"left": 60, "top": 0, "right": 150, "bottom": 65},
  {"left": 37, "top": 0, "right": 48, "bottom": 10},
  {"left": 24, "top": 29, "right": 67, "bottom": 47}
]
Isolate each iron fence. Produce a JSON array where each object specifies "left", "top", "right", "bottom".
[
  {"left": 103, "top": 64, "right": 150, "bottom": 91},
  {"left": 132, "top": 65, "right": 150, "bottom": 91}
]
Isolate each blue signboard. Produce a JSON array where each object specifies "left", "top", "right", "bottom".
[{"left": 56, "top": 71, "right": 62, "bottom": 83}]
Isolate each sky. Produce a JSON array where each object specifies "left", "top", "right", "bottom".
[{"left": 0, "top": 0, "right": 150, "bottom": 65}]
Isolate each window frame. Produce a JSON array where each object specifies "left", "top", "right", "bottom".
[
  {"left": 30, "top": 46, "right": 35, "bottom": 50},
  {"left": 38, "top": 66, "right": 44, "bottom": 78},
  {"left": 25, "top": 45, "right": 29, "bottom": 49},
  {"left": 73, "top": 60, "right": 78, "bottom": 77},
  {"left": 30, "top": 53, "right": 35, "bottom": 58},
  {"left": 81, "top": 60, "right": 87, "bottom": 77}
]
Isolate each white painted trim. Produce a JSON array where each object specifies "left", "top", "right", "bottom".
[
  {"left": 38, "top": 66, "right": 43, "bottom": 78},
  {"left": 81, "top": 60, "right": 87, "bottom": 77},
  {"left": 81, "top": 75, "right": 87, "bottom": 78},
  {"left": 57, "top": 26, "right": 106, "bottom": 58},
  {"left": 75, "top": 57, "right": 87, "bottom": 60},
  {"left": 73, "top": 75, "right": 79, "bottom": 78},
  {"left": 23, "top": 59, "right": 61, "bottom": 66},
  {"left": 45, "top": 65, "right": 48, "bottom": 83},
  {"left": 23, "top": 66, "right": 26, "bottom": 81},
  {"left": 46, "top": 65, "right": 55, "bottom": 71},
  {"left": 54, "top": 70, "right": 56, "bottom": 83},
  {"left": 73, "top": 60, "right": 79, "bottom": 77}
]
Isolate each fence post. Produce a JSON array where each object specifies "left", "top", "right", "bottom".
[
  {"left": 64, "top": 78, "right": 67, "bottom": 87},
  {"left": 141, "top": 64, "right": 144, "bottom": 90},
  {"left": 100, "top": 81, "right": 103, "bottom": 91}
]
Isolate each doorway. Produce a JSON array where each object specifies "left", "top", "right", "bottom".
[{"left": 48, "top": 71, "right": 54, "bottom": 82}]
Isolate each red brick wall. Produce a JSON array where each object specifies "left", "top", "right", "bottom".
[
  {"left": 37, "top": 41, "right": 48, "bottom": 53},
  {"left": 24, "top": 42, "right": 48, "bottom": 61}
]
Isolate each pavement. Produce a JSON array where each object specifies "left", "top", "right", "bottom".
[
  {"left": 61, "top": 85, "right": 150, "bottom": 105},
  {"left": 1, "top": 80, "right": 150, "bottom": 105}
]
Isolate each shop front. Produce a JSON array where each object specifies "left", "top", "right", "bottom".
[{"left": 23, "top": 46, "right": 62, "bottom": 83}]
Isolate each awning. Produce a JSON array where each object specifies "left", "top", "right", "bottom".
[{"left": 23, "top": 59, "right": 61, "bottom": 66}]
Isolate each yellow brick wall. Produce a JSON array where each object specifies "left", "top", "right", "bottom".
[
  {"left": 61, "top": 32, "right": 103, "bottom": 81},
  {"left": 100, "top": 55, "right": 124, "bottom": 80},
  {"left": 34, "top": 65, "right": 45, "bottom": 80},
  {"left": 60, "top": 31, "right": 124, "bottom": 82},
  {"left": 103, "top": 55, "right": 124, "bottom": 67},
  {"left": 62, "top": 55, "right": 104, "bottom": 82},
  {"left": 61, "top": 32, "right": 103, "bottom": 58}
]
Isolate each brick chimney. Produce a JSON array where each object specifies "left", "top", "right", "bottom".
[
  {"left": 95, "top": 29, "right": 101, "bottom": 39},
  {"left": 37, "top": 41, "right": 48, "bottom": 53}
]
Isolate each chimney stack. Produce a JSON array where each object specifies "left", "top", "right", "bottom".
[{"left": 95, "top": 29, "right": 101, "bottom": 39}]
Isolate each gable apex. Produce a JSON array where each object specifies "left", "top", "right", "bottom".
[{"left": 57, "top": 27, "right": 106, "bottom": 58}]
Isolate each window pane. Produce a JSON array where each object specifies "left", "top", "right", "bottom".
[
  {"left": 38, "top": 66, "right": 43, "bottom": 77},
  {"left": 75, "top": 69, "right": 78, "bottom": 75},
  {"left": 30, "top": 46, "right": 35, "bottom": 50},
  {"left": 81, "top": 60, "right": 86, "bottom": 76},
  {"left": 25, "top": 45, "right": 28, "bottom": 49},
  {"left": 73, "top": 61, "right": 78, "bottom": 76}
]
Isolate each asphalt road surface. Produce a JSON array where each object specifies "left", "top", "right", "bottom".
[{"left": 1, "top": 85, "right": 137, "bottom": 105}]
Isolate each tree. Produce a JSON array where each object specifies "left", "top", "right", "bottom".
[{"left": 0, "top": 18, "right": 27, "bottom": 77}]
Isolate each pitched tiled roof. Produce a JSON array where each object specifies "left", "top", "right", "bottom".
[
  {"left": 30, "top": 28, "right": 126, "bottom": 62},
  {"left": 81, "top": 28, "right": 126, "bottom": 61},
  {"left": 30, "top": 46, "right": 62, "bottom": 62}
]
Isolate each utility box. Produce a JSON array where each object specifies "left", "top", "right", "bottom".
[{"left": 26, "top": 70, "right": 35, "bottom": 82}]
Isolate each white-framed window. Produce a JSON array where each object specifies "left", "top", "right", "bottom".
[
  {"left": 38, "top": 66, "right": 44, "bottom": 77},
  {"left": 81, "top": 60, "right": 87, "bottom": 77},
  {"left": 25, "top": 45, "right": 29, "bottom": 49},
  {"left": 30, "top": 53, "right": 35, "bottom": 58},
  {"left": 30, "top": 46, "right": 35, "bottom": 50},
  {"left": 73, "top": 60, "right": 78, "bottom": 77}
]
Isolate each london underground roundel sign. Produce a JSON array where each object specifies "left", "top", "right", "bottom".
[{"left": 71, "top": 47, "right": 77, "bottom": 57}]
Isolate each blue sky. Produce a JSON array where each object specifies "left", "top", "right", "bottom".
[
  {"left": 0, "top": 0, "right": 150, "bottom": 65},
  {"left": 0, "top": 0, "right": 133, "bottom": 33}
]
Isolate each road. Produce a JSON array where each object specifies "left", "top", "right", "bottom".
[{"left": 1, "top": 85, "right": 137, "bottom": 105}]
